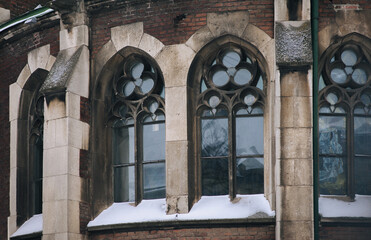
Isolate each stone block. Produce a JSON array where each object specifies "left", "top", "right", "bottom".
[
  {"left": 0, "top": 7, "right": 10, "bottom": 24},
  {"left": 9, "top": 168, "right": 16, "bottom": 215},
  {"left": 166, "top": 140, "right": 189, "bottom": 196},
  {"left": 28, "top": 44, "right": 50, "bottom": 73},
  {"left": 44, "top": 120, "right": 56, "bottom": 149},
  {"left": 44, "top": 147, "right": 68, "bottom": 177},
  {"left": 46, "top": 55, "right": 56, "bottom": 72},
  {"left": 280, "top": 71, "right": 311, "bottom": 97},
  {"left": 167, "top": 195, "right": 189, "bottom": 214},
  {"left": 185, "top": 25, "right": 214, "bottom": 52},
  {"left": 43, "top": 200, "right": 68, "bottom": 234},
  {"left": 68, "top": 147, "right": 80, "bottom": 177},
  {"left": 139, "top": 33, "right": 164, "bottom": 58},
  {"left": 45, "top": 96, "right": 66, "bottom": 121},
  {"left": 67, "top": 200, "right": 81, "bottom": 234},
  {"left": 156, "top": 44, "right": 195, "bottom": 87},
  {"left": 68, "top": 118, "right": 90, "bottom": 150},
  {"left": 165, "top": 87, "right": 188, "bottom": 141},
  {"left": 280, "top": 186, "right": 313, "bottom": 221},
  {"left": 60, "top": 25, "right": 89, "bottom": 50},
  {"left": 278, "top": 220, "right": 313, "bottom": 240},
  {"left": 16, "top": 64, "right": 31, "bottom": 89},
  {"left": 280, "top": 128, "right": 312, "bottom": 159},
  {"left": 66, "top": 92, "right": 80, "bottom": 120},
  {"left": 242, "top": 24, "right": 272, "bottom": 50},
  {"left": 207, "top": 11, "right": 249, "bottom": 38},
  {"left": 260, "top": 39, "right": 275, "bottom": 81},
  {"left": 44, "top": 175, "right": 68, "bottom": 201},
  {"left": 55, "top": 118, "right": 68, "bottom": 147},
  {"left": 276, "top": 21, "right": 312, "bottom": 66},
  {"left": 281, "top": 96, "right": 312, "bottom": 128},
  {"left": 274, "top": 0, "right": 288, "bottom": 21},
  {"left": 111, "top": 22, "right": 143, "bottom": 51},
  {"left": 93, "top": 40, "right": 117, "bottom": 81},
  {"left": 280, "top": 159, "right": 313, "bottom": 186},
  {"left": 9, "top": 83, "right": 22, "bottom": 121},
  {"left": 67, "top": 46, "right": 89, "bottom": 98}
]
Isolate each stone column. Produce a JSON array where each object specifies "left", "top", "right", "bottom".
[
  {"left": 41, "top": 24, "right": 89, "bottom": 240},
  {"left": 275, "top": 1, "right": 314, "bottom": 238}
]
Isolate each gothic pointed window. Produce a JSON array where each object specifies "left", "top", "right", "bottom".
[
  {"left": 194, "top": 42, "right": 266, "bottom": 198},
  {"left": 109, "top": 53, "right": 165, "bottom": 204},
  {"left": 319, "top": 39, "right": 371, "bottom": 196}
]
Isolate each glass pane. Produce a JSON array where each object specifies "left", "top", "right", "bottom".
[
  {"left": 319, "top": 156, "right": 346, "bottom": 195},
  {"left": 202, "top": 108, "right": 228, "bottom": 117},
  {"left": 202, "top": 158, "right": 228, "bottom": 195},
  {"left": 341, "top": 50, "right": 357, "bottom": 66},
  {"left": 131, "top": 62, "right": 144, "bottom": 79},
  {"left": 222, "top": 51, "right": 240, "bottom": 68},
  {"left": 141, "top": 77, "right": 154, "bottom": 94},
  {"left": 344, "top": 66, "right": 353, "bottom": 74},
  {"left": 352, "top": 68, "right": 367, "bottom": 85},
  {"left": 256, "top": 76, "right": 263, "bottom": 90},
  {"left": 236, "top": 157, "right": 264, "bottom": 194},
  {"left": 34, "top": 180, "right": 42, "bottom": 214},
  {"left": 33, "top": 137, "right": 43, "bottom": 179},
  {"left": 236, "top": 116, "right": 263, "bottom": 156},
  {"left": 212, "top": 70, "right": 229, "bottom": 86},
  {"left": 331, "top": 68, "right": 347, "bottom": 84},
  {"left": 319, "top": 107, "right": 331, "bottom": 113},
  {"left": 209, "top": 96, "right": 220, "bottom": 108},
  {"left": 319, "top": 75, "right": 326, "bottom": 91},
  {"left": 244, "top": 94, "right": 256, "bottom": 106},
  {"left": 143, "top": 162, "right": 166, "bottom": 199},
  {"left": 201, "top": 118, "right": 228, "bottom": 157},
  {"left": 234, "top": 69, "right": 252, "bottom": 85},
  {"left": 113, "top": 126, "right": 134, "bottom": 164},
  {"left": 143, "top": 122, "right": 165, "bottom": 162},
  {"left": 123, "top": 81, "right": 135, "bottom": 96},
  {"left": 354, "top": 116, "right": 371, "bottom": 155},
  {"left": 114, "top": 166, "right": 135, "bottom": 202},
  {"left": 319, "top": 116, "right": 346, "bottom": 155},
  {"left": 200, "top": 78, "right": 207, "bottom": 93},
  {"left": 354, "top": 107, "right": 365, "bottom": 114},
  {"left": 361, "top": 94, "right": 371, "bottom": 105},
  {"left": 325, "top": 92, "right": 338, "bottom": 105},
  {"left": 355, "top": 157, "right": 371, "bottom": 195}
]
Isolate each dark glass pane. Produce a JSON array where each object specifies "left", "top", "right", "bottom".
[
  {"left": 319, "top": 157, "right": 346, "bottom": 195},
  {"left": 319, "top": 116, "right": 346, "bottom": 155},
  {"left": 33, "top": 136, "right": 43, "bottom": 214},
  {"left": 355, "top": 157, "right": 371, "bottom": 195},
  {"left": 34, "top": 180, "right": 42, "bottom": 214},
  {"left": 143, "top": 122, "right": 165, "bottom": 162},
  {"left": 114, "top": 166, "right": 135, "bottom": 202},
  {"left": 201, "top": 118, "right": 228, "bottom": 157},
  {"left": 354, "top": 116, "right": 371, "bottom": 155},
  {"left": 143, "top": 162, "right": 166, "bottom": 199},
  {"left": 202, "top": 158, "right": 228, "bottom": 195},
  {"left": 236, "top": 157, "right": 264, "bottom": 194},
  {"left": 236, "top": 116, "right": 263, "bottom": 156},
  {"left": 113, "top": 126, "right": 134, "bottom": 165}
]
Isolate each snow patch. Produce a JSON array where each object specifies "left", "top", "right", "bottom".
[
  {"left": 88, "top": 194, "right": 275, "bottom": 227},
  {"left": 319, "top": 195, "right": 371, "bottom": 218},
  {"left": 11, "top": 214, "right": 42, "bottom": 238}
]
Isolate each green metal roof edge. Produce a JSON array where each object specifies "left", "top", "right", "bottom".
[{"left": 0, "top": 6, "right": 55, "bottom": 33}]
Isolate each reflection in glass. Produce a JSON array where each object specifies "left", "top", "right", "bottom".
[
  {"left": 143, "top": 162, "right": 166, "bottom": 199},
  {"left": 360, "top": 94, "right": 371, "bottom": 105},
  {"left": 244, "top": 94, "right": 256, "bottom": 106},
  {"left": 212, "top": 70, "right": 229, "bottom": 86},
  {"left": 325, "top": 92, "right": 338, "bottom": 105},
  {"left": 354, "top": 116, "right": 371, "bottom": 155},
  {"left": 123, "top": 81, "right": 135, "bottom": 96},
  {"left": 352, "top": 68, "right": 367, "bottom": 85},
  {"left": 114, "top": 166, "right": 135, "bottom": 202},
  {"left": 354, "top": 157, "right": 371, "bottom": 195},
  {"left": 113, "top": 126, "right": 134, "bottom": 164},
  {"left": 331, "top": 68, "right": 347, "bottom": 84},
  {"left": 33, "top": 136, "right": 43, "bottom": 214},
  {"left": 131, "top": 62, "right": 144, "bottom": 79},
  {"left": 319, "top": 157, "right": 346, "bottom": 195},
  {"left": 319, "top": 116, "right": 346, "bottom": 155},
  {"left": 143, "top": 122, "right": 165, "bottom": 162},
  {"left": 319, "top": 75, "right": 326, "bottom": 92},
  {"left": 222, "top": 51, "right": 240, "bottom": 68},
  {"left": 234, "top": 69, "right": 252, "bottom": 85},
  {"left": 236, "top": 116, "right": 263, "bottom": 156},
  {"left": 202, "top": 158, "right": 228, "bottom": 195},
  {"left": 341, "top": 50, "right": 357, "bottom": 66},
  {"left": 236, "top": 157, "right": 263, "bottom": 194},
  {"left": 209, "top": 96, "right": 220, "bottom": 109},
  {"left": 141, "top": 77, "right": 154, "bottom": 94},
  {"left": 201, "top": 118, "right": 228, "bottom": 157}
]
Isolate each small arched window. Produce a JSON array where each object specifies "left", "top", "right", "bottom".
[
  {"left": 193, "top": 41, "right": 266, "bottom": 198},
  {"left": 108, "top": 53, "right": 165, "bottom": 204},
  {"left": 319, "top": 37, "right": 371, "bottom": 197}
]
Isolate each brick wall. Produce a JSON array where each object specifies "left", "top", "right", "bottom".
[
  {"left": 320, "top": 225, "right": 371, "bottom": 240},
  {"left": 90, "top": 0, "right": 274, "bottom": 59},
  {"left": 319, "top": 0, "right": 371, "bottom": 31},
  {"left": 89, "top": 225, "right": 275, "bottom": 240},
  {"left": 0, "top": 23, "right": 59, "bottom": 239},
  {"left": 0, "top": 0, "right": 49, "bottom": 18}
]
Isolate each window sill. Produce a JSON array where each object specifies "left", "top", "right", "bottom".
[
  {"left": 88, "top": 194, "right": 275, "bottom": 232},
  {"left": 319, "top": 195, "right": 371, "bottom": 218},
  {"left": 11, "top": 214, "right": 42, "bottom": 239}
]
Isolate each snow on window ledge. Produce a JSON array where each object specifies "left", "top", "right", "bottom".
[
  {"left": 319, "top": 195, "right": 371, "bottom": 218},
  {"left": 11, "top": 214, "right": 42, "bottom": 238},
  {"left": 88, "top": 194, "right": 275, "bottom": 229}
]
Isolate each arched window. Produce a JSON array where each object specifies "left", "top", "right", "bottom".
[
  {"left": 108, "top": 53, "right": 165, "bottom": 204},
  {"left": 319, "top": 37, "right": 371, "bottom": 197},
  {"left": 192, "top": 40, "right": 266, "bottom": 198}
]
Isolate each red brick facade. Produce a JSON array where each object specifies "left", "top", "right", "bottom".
[{"left": 320, "top": 225, "right": 371, "bottom": 240}]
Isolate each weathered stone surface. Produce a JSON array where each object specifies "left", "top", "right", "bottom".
[
  {"left": 280, "top": 128, "right": 312, "bottom": 159},
  {"left": 0, "top": 7, "right": 10, "bottom": 24},
  {"left": 276, "top": 21, "right": 312, "bottom": 66},
  {"left": 156, "top": 44, "right": 195, "bottom": 87},
  {"left": 66, "top": 92, "right": 80, "bottom": 120},
  {"left": 45, "top": 97, "right": 66, "bottom": 121},
  {"left": 166, "top": 195, "right": 189, "bottom": 214},
  {"left": 66, "top": 46, "right": 89, "bottom": 98},
  {"left": 94, "top": 40, "right": 117, "bottom": 81},
  {"left": 280, "top": 159, "right": 313, "bottom": 186},
  {"left": 277, "top": 220, "right": 313, "bottom": 240},
  {"left": 165, "top": 86, "right": 188, "bottom": 141},
  {"left": 279, "top": 186, "right": 313, "bottom": 221},
  {"left": 281, "top": 96, "right": 312, "bottom": 128},
  {"left": 280, "top": 71, "right": 311, "bottom": 97},
  {"left": 28, "top": 44, "right": 50, "bottom": 73},
  {"left": 16, "top": 64, "right": 31, "bottom": 89},
  {"left": 139, "top": 33, "right": 164, "bottom": 58},
  {"left": 111, "top": 22, "right": 143, "bottom": 51},
  {"left": 242, "top": 24, "right": 272, "bottom": 50},
  {"left": 185, "top": 25, "right": 214, "bottom": 52},
  {"left": 207, "top": 11, "right": 249, "bottom": 37},
  {"left": 9, "top": 83, "right": 22, "bottom": 121},
  {"left": 60, "top": 25, "right": 89, "bottom": 50}
]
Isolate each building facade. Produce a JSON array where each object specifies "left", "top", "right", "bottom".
[{"left": 0, "top": 0, "right": 370, "bottom": 239}]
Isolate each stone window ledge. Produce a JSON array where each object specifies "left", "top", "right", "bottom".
[
  {"left": 11, "top": 214, "right": 42, "bottom": 239},
  {"left": 88, "top": 195, "right": 275, "bottom": 232},
  {"left": 320, "top": 217, "right": 371, "bottom": 226}
]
